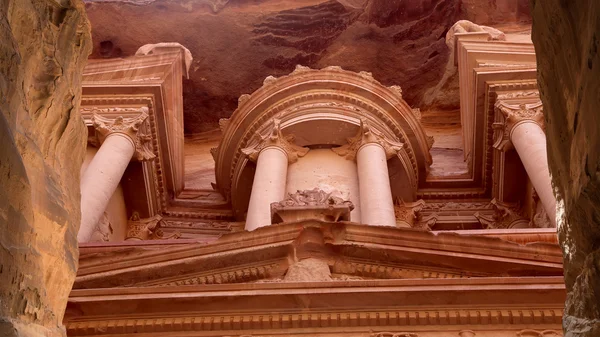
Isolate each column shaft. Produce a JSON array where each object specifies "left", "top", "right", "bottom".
[
  {"left": 510, "top": 122, "right": 556, "bottom": 226},
  {"left": 79, "top": 133, "right": 135, "bottom": 242},
  {"left": 245, "top": 146, "right": 289, "bottom": 231},
  {"left": 357, "top": 143, "right": 396, "bottom": 226}
]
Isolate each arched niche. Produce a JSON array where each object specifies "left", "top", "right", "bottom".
[{"left": 215, "top": 65, "right": 432, "bottom": 221}]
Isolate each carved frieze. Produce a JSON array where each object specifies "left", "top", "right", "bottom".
[
  {"left": 241, "top": 118, "right": 309, "bottom": 163},
  {"left": 91, "top": 107, "right": 156, "bottom": 161},
  {"left": 332, "top": 117, "right": 404, "bottom": 161},
  {"left": 271, "top": 188, "right": 354, "bottom": 223},
  {"left": 493, "top": 100, "right": 544, "bottom": 151},
  {"left": 151, "top": 263, "right": 280, "bottom": 286}
]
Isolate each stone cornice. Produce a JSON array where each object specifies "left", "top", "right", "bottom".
[
  {"left": 91, "top": 107, "right": 156, "bottom": 161},
  {"left": 493, "top": 100, "right": 544, "bottom": 151},
  {"left": 241, "top": 118, "right": 309, "bottom": 164},
  {"left": 332, "top": 118, "right": 404, "bottom": 161},
  {"left": 65, "top": 277, "right": 564, "bottom": 336}
]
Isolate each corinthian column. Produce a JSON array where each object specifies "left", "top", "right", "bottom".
[
  {"left": 242, "top": 119, "right": 309, "bottom": 231},
  {"left": 333, "top": 118, "right": 403, "bottom": 227},
  {"left": 494, "top": 101, "right": 556, "bottom": 227},
  {"left": 79, "top": 108, "right": 155, "bottom": 242}
]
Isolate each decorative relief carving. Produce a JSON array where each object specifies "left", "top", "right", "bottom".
[
  {"left": 210, "top": 147, "right": 218, "bottom": 162},
  {"left": 274, "top": 188, "right": 353, "bottom": 208},
  {"left": 91, "top": 107, "right": 156, "bottom": 161},
  {"left": 241, "top": 118, "right": 309, "bottom": 164},
  {"left": 332, "top": 118, "right": 404, "bottom": 161},
  {"left": 238, "top": 94, "right": 250, "bottom": 107},
  {"left": 262, "top": 75, "right": 277, "bottom": 86},
  {"left": 126, "top": 212, "right": 181, "bottom": 240},
  {"left": 291, "top": 64, "right": 311, "bottom": 74},
  {"left": 153, "top": 263, "right": 280, "bottom": 286},
  {"left": 474, "top": 199, "right": 529, "bottom": 229},
  {"left": 458, "top": 330, "right": 476, "bottom": 337},
  {"left": 89, "top": 212, "right": 113, "bottom": 243},
  {"left": 219, "top": 118, "right": 230, "bottom": 132},
  {"left": 531, "top": 190, "right": 552, "bottom": 228},
  {"left": 422, "top": 201, "right": 493, "bottom": 211},
  {"left": 332, "top": 260, "right": 467, "bottom": 279},
  {"left": 388, "top": 85, "right": 403, "bottom": 98},
  {"left": 411, "top": 108, "right": 421, "bottom": 120},
  {"left": 493, "top": 100, "right": 544, "bottom": 151},
  {"left": 66, "top": 308, "right": 563, "bottom": 335},
  {"left": 394, "top": 199, "right": 426, "bottom": 228},
  {"left": 271, "top": 188, "right": 354, "bottom": 223},
  {"left": 496, "top": 90, "right": 540, "bottom": 100}
]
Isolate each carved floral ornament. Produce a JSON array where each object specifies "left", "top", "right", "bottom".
[
  {"left": 493, "top": 100, "right": 544, "bottom": 152},
  {"left": 241, "top": 118, "right": 309, "bottom": 164},
  {"left": 91, "top": 107, "right": 156, "bottom": 161},
  {"left": 332, "top": 117, "right": 404, "bottom": 161}
]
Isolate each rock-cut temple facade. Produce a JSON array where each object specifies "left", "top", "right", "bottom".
[{"left": 65, "top": 22, "right": 565, "bottom": 337}]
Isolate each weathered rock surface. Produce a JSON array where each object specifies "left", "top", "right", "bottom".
[
  {"left": 84, "top": 0, "right": 532, "bottom": 133},
  {"left": 0, "top": 1, "right": 91, "bottom": 336},
  {"left": 531, "top": 1, "right": 600, "bottom": 336}
]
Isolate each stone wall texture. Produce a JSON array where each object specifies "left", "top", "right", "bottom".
[
  {"left": 531, "top": 1, "right": 600, "bottom": 336},
  {"left": 0, "top": 1, "right": 91, "bottom": 336}
]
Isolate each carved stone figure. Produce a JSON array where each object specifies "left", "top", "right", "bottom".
[
  {"left": 126, "top": 212, "right": 181, "bottom": 240},
  {"left": 89, "top": 212, "right": 113, "bottom": 243}
]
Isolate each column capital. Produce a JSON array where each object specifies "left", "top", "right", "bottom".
[
  {"left": 91, "top": 108, "right": 156, "bottom": 161},
  {"left": 241, "top": 119, "right": 309, "bottom": 164},
  {"left": 332, "top": 118, "right": 404, "bottom": 161},
  {"left": 493, "top": 100, "right": 544, "bottom": 151}
]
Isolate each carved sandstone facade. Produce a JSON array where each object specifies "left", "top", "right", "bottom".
[{"left": 63, "top": 21, "right": 564, "bottom": 337}]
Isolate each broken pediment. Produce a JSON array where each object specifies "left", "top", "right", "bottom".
[{"left": 73, "top": 221, "right": 563, "bottom": 289}]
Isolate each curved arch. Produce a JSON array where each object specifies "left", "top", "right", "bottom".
[{"left": 215, "top": 66, "right": 432, "bottom": 218}]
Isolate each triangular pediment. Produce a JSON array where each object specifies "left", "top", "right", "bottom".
[{"left": 74, "top": 221, "right": 562, "bottom": 289}]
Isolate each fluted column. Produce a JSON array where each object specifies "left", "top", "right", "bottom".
[
  {"left": 333, "top": 118, "right": 403, "bottom": 227},
  {"left": 242, "top": 119, "right": 309, "bottom": 231},
  {"left": 495, "top": 101, "right": 556, "bottom": 227},
  {"left": 79, "top": 109, "right": 154, "bottom": 242}
]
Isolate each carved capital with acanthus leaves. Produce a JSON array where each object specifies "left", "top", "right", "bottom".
[
  {"left": 91, "top": 107, "right": 156, "bottom": 161},
  {"left": 332, "top": 117, "right": 404, "bottom": 161},
  {"left": 474, "top": 199, "right": 529, "bottom": 229},
  {"left": 241, "top": 118, "right": 309, "bottom": 164},
  {"left": 493, "top": 100, "right": 544, "bottom": 152},
  {"left": 394, "top": 199, "right": 426, "bottom": 228}
]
